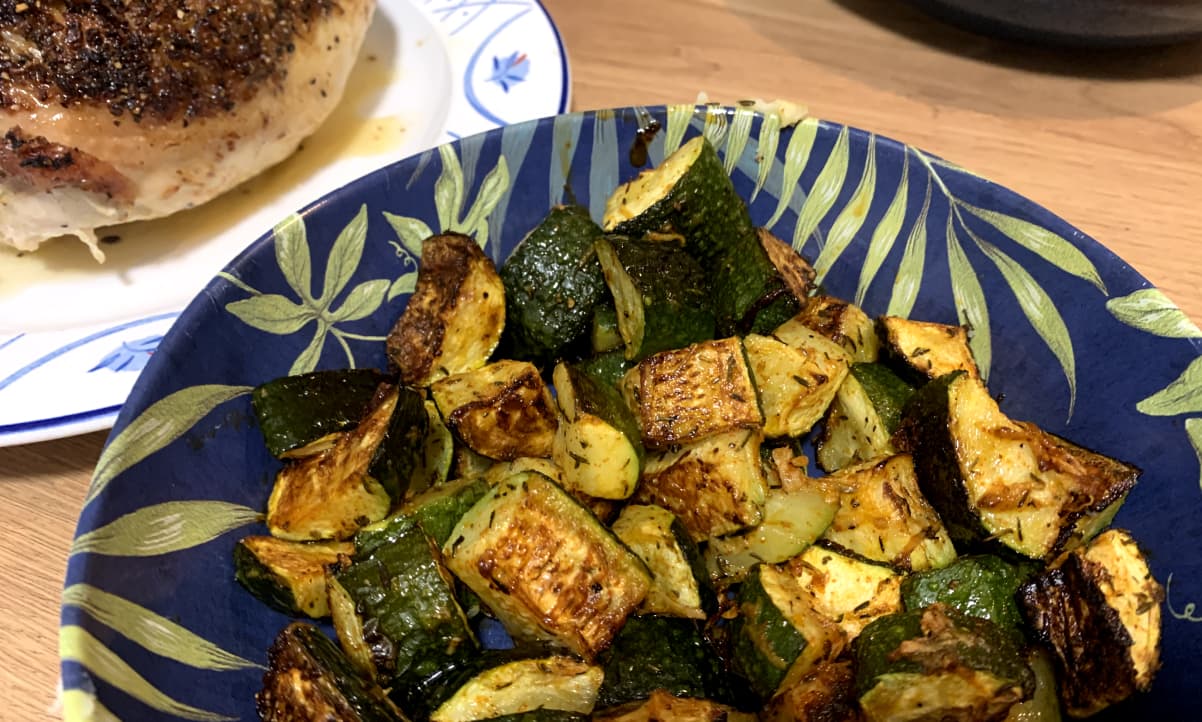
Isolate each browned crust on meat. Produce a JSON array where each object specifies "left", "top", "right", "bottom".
[
  {"left": 1, "top": 125, "right": 132, "bottom": 201},
  {"left": 0, "top": 0, "right": 340, "bottom": 123}
]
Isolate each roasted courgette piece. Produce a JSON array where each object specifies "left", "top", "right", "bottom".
[
  {"left": 425, "top": 655, "right": 603, "bottom": 722},
  {"left": 895, "top": 371, "right": 1140, "bottom": 560},
  {"left": 792, "top": 294, "right": 879, "bottom": 363},
  {"left": 498, "top": 205, "right": 608, "bottom": 365},
  {"left": 636, "top": 428, "right": 768, "bottom": 541},
  {"left": 704, "top": 486, "right": 839, "bottom": 587},
  {"left": 595, "top": 690, "right": 756, "bottom": 722},
  {"left": 265, "top": 387, "right": 398, "bottom": 541},
  {"left": 730, "top": 564, "right": 845, "bottom": 701},
  {"left": 878, "top": 315, "right": 979, "bottom": 382},
  {"left": 781, "top": 545, "right": 904, "bottom": 642},
  {"left": 760, "top": 659, "right": 861, "bottom": 722},
  {"left": 432, "top": 360, "right": 559, "bottom": 461},
  {"left": 620, "top": 337, "right": 762, "bottom": 449},
  {"left": 743, "top": 332, "right": 849, "bottom": 438},
  {"left": 233, "top": 536, "right": 351, "bottom": 618},
  {"left": 819, "top": 454, "right": 957, "bottom": 573},
  {"left": 257, "top": 622, "right": 402, "bottom": 722},
  {"left": 758, "top": 227, "right": 817, "bottom": 303},
  {"left": 1004, "top": 648, "right": 1063, "bottom": 722},
  {"left": 591, "top": 303, "right": 624, "bottom": 354},
  {"left": 443, "top": 471, "right": 651, "bottom": 658},
  {"left": 1017, "top": 528, "right": 1163, "bottom": 717},
  {"left": 602, "top": 136, "right": 800, "bottom": 335},
  {"left": 816, "top": 362, "right": 914, "bottom": 473},
  {"left": 901, "top": 554, "right": 1029, "bottom": 632},
  {"left": 594, "top": 235, "right": 716, "bottom": 362},
  {"left": 387, "top": 231, "right": 506, "bottom": 387},
  {"left": 368, "top": 384, "right": 439, "bottom": 501},
  {"left": 331, "top": 515, "right": 476, "bottom": 686},
  {"left": 854, "top": 604, "right": 1034, "bottom": 722},
  {"left": 252, "top": 368, "right": 387, "bottom": 458},
  {"left": 596, "top": 615, "right": 739, "bottom": 710},
  {"left": 611, "top": 505, "right": 711, "bottom": 619},
  {"left": 551, "top": 361, "right": 643, "bottom": 500},
  {"left": 575, "top": 348, "right": 633, "bottom": 389},
  {"left": 396, "top": 476, "right": 492, "bottom": 547},
  {"left": 479, "top": 713, "right": 589, "bottom": 722}
]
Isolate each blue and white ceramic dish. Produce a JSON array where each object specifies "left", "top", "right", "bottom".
[
  {"left": 0, "top": 0, "right": 568, "bottom": 447},
  {"left": 61, "top": 104, "right": 1202, "bottom": 720}
]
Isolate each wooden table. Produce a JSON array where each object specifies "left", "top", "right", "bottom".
[{"left": 3, "top": 0, "right": 1200, "bottom": 718}]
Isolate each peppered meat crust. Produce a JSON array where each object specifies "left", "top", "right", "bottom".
[{"left": 0, "top": 0, "right": 338, "bottom": 123}]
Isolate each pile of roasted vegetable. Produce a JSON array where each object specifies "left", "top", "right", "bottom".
[{"left": 236, "top": 136, "right": 1164, "bottom": 722}]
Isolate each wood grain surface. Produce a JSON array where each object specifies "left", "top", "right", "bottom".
[{"left": 2, "top": 0, "right": 1200, "bottom": 718}]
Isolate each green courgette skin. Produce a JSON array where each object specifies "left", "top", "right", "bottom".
[
  {"left": 849, "top": 362, "right": 915, "bottom": 435},
  {"left": 402, "top": 477, "right": 492, "bottom": 547},
  {"left": 564, "top": 362, "right": 644, "bottom": 463},
  {"left": 893, "top": 370, "right": 987, "bottom": 546},
  {"left": 390, "top": 649, "right": 530, "bottom": 721},
  {"left": 368, "top": 385, "right": 431, "bottom": 501},
  {"left": 596, "top": 615, "right": 739, "bottom": 709},
  {"left": 610, "top": 139, "right": 796, "bottom": 336},
  {"left": 605, "top": 236, "right": 716, "bottom": 361},
  {"left": 500, "top": 205, "right": 608, "bottom": 365},
  {"left": 900, "top": 555, "right": 1029, "bottom": 633},
  {"left": 853, "top": 604, "right": 1033, "bottom": 698},
  {"left": 257, "top": 623, "right": 401, "bottom": 722},
  {"left": 729, "top": 567, "right": 807, "bottom": 701},
  {"left": 252, "top": 369, "right": 387, "bottom": 458},
  {"left": 574, "top": 350, "right": 632, "bottom": 390},
  {"left": 337, "top": 516, "right": 475, "bottom": 686},
  {"left": 233, "top": 542, "right": 301, "bottom": 616}
]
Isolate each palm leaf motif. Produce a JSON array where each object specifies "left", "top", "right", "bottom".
[
  {"left": 792, "top": 125, "right": 850, "bottom": 252},
  {"left": 72, "top": 501, "right": 261, "bottom": 557},
  {"left": 221, "top": 206, "right": 389, "bottom": 375},
  {"left": 1108, "top": 289, "right": 1202, "bottom": 339},
  {"left": 383, "top": 143, "right": 512, "bottom": 297},
  {"left": 62, "top": 584, "right": 260, "bottom": 671},
  {"left": 61, "top": 626, "right": 236, "bottom": 722},
  {"left": 813, "top": 134, "right": 877, "bottom": 283},
  {"left": 86, "top": 384, "right": 253, "bottom": 505}
]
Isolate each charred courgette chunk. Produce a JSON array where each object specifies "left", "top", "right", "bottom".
[
  {"left": 854, "top": 604, "right": 1034, "bottom": 722},
  {"left": 878, "top": 315, "right": 979, "bottom": 383},
  {"left": 426, "top": 655, "right": 603, "bottom": 722},
  {"left": 595, "top": 615, "right": 738, "bottom": 710},
  {"left": 443, "top": 471, "right": 651, "bottom": 659},
  {"left": 901, "top": 554, "right": 1029, "bottom": 632},
  {"left": 330, "top": 515, "right": 476, "bottom": 686},
  {"left": 817, "top": 362, "right": 915, "bottom": 473},
  {"left": 895, "top": 371, "right": 1140, "bottom": 560},
  {"left": 431, "top": 360, "right": 559, "bottom": 461},
  {"left": 621, "top": 337, "right": 762, "bottom": 450},
  {"left": 730, "top": 564, "right": 846, "bottom": 701},
  {"left": 819, "top": 454, "right": 957, "bottom": 573},
  {"left": 781, "top": 545, "right": 904, "bottom": 641},
  {"left": 1017, "top": 528, "right": 1163, "bottom": 717},
  {"left": 233, "top": 536, "right": 351, "bottom": 618},
  {"left": 498, "top": 205, "right": 608, "bottom": 366},
  {"left": 792, "top": 294, "right": 880, "bottom": 363},
  {"left": 252, "top": 368, "right": 387, "bottom": 459},
  {"left": 551, "top": 361, "right": 643, "bottom": 500},
  {"left": 636, "top": 428, "right": 768, "bottom": 541},
  {"left": 265, "top": 386, "right": 401, "bottom": 541},
  {"left": 602, "top": 135, "right": 799, "bottom": 335},
  {"left": 743, "top": 332, "right": 849, "bottom": 438},
  {"left": 594, "top": 235, "right": 716, "bottom": 362},
  {"left": 387, "top": 231, "right": 506, "bottom": 387},
  {"left": 759, "top": 659, "right": 861, "bottom": 722},
  {"left": 257, "top": 622, "right": 402, "bottom": 722},
  {"left": 611, "top": 505, "right": 711, "bottom": 619},
  {"left": 594, "top": 690, "right": 756, "bottom": 722},
  {"left": 704, "top": 485, "right": 839, "bottom": 587},
  {"left": 396, "top": 476, "right": 492, "bottom": 547}
]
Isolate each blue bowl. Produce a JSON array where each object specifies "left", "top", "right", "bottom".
[
  {"left": 910, "top": 0, "right": 1202, "bottom": 45},
  {"left": 61, "top": 104, "right": 1202, "bottom": 720}
]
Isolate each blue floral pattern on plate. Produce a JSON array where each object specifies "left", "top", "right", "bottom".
[{"left": 61, "top": 105, "right": 1202, "bottom": 720}]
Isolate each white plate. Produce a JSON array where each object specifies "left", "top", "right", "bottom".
[{"left": 0, "top": 0, "right": 568, "bottom": 447}]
